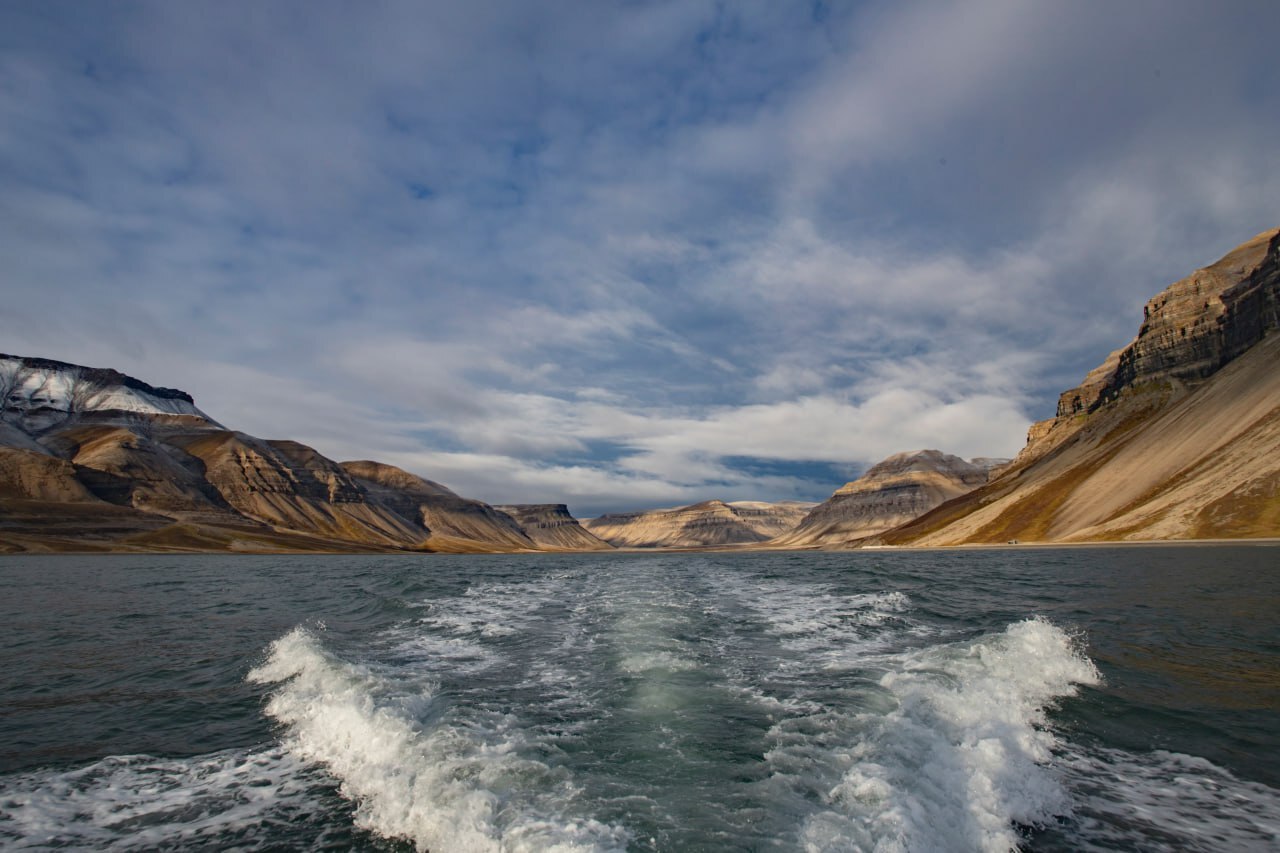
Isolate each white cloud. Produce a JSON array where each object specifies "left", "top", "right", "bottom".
[{"left": 3, "top": 1, "right": 1277, "bottom": 515}]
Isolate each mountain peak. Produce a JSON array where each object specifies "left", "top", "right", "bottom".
[{"left": 1, "top": 354, "right": 214, "bottom": 435}]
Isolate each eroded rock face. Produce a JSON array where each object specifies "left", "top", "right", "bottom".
[
  {"left": 1028, "top": 227, "right": 1280, "bottom": 463},
  {"left": 41, "top": 425, "right": 231, "bottom": 516},
  {"left": 772, "top": 451, "right": 1001, "bottom": 547},
  {"left": 886, "top": 227, "right": 1280, "bottom": 545},
  {"left": 342, "top": 460, "right": 536, "bottom": 552},
  {"left": 0, "top": 356, "right": 570, "bottom": 554},
  {"left": 495, "top": 504, "right": 613, "bottom": 550},
  {"left": 583, "top": 499, "right": 815, "bottom": 548},
  {"left": 341, "top": 460, "right": 456, "bottom": 497}
]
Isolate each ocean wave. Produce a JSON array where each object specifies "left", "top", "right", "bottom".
[
  {"left": 248, "top": 627, "right": 628, "bottom": 853},
  {"left": 1054, "top": 745, "right": 1280, "bottom": 851},
  {"left": 0, "top": 746, "right": 329, "bottom": 851},
  {"left": 779, "top": 617, "right": 1100, "bottom": 852}
]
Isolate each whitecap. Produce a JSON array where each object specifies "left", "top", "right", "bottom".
[
  {"left": 1054, "top": 745, "right": 1280, "bottom": 851},
  {"left": 778, "top": 617, "right": 1099, "bottom": 852},
  {"left": 0, "top": 746, "right": 327, "bottom": 850},
  {"left": 248, "top": 627, "right": 627, "bottom": 853}
]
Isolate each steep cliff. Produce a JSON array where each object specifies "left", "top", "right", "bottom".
[
  {"left": 771, "top": 451, "right": 1001, "bottom": 548},
  {"left": 885, "top": 227, "right": 1280, "bottom": 545},
  {"left": 495, "top": 504, "right": 614, "bottom": 551},
  {"left": 583, "top": 499, "right": 815, "bottom": 548}
]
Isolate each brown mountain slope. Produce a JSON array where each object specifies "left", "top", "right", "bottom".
[
  {"left": 0, "top": 357, "right": 577, "bottom": 554},
  {"left": 583, "top": 499, "right": 815, "bottom": 548},
  {"left": 884, "top": 227, "right": 1280, "bottom": 545},
  {"left": 495, "top": 504, "right": 614, "bottom": 551},
  {"left": 165, "top": 432, "right": 428, "bottom": 548},
  {"left": 771, "top": 450, "right": 1000, "bottom": 547},
  {"left": 343, "top": 460, "right": 537, "bottom": 553},
  {"left": 42, "top": 425, "right": 233, "bottom": 517}
]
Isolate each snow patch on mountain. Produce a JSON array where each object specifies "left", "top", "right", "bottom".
[{"left": 0, "top": 355, "right": 213, "bottom": 432}]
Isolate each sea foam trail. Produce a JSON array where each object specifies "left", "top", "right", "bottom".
[
  {"left": 798, "top": 617, "right": 1100, "bottom": 852},
  {"left": 0, "top": 747, "right": 324, "bottom": 850},
  {"left": 1056, "top": 746, "right": 1280, "bottom": 851},
  {"left": 248, "top": 627, "right": 627, "bottom": 853}
]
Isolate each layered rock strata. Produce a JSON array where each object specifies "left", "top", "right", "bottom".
[
  {"left": 495, "top": 504, "right": 614, "bottom": 551},
  {"left": 771, "top": 451, "right": 1002, "bottom": 548},
  {"left": 584, "top": 499, "right": 814, "bottom": 548},
  {"left": 0, "top": 357, "right": 571, "bottom": 553},
  {"left": 885, "top": 227, "right": 1280, "bottom": 544}
]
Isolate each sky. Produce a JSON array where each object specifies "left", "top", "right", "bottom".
[{"left": 3, "top": 1, "right": 1279, "bottom": 516}]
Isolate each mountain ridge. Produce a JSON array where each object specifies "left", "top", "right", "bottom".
[
  {"left": 3, "top": 227, "right": 1276, "bottom": 551},
  {"left": 0, "top": 358, "right": 578, "bottom": 553},
  {"left": 879, "top": 226, "right": 1280, "bottom": 545},
  {"left": 769, "top": 450, "right": 1004, "bottom": 548},
  {"left": 582, "top": 499, "right": 815, "bottom": 548}
]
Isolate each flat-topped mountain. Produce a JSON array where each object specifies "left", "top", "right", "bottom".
[
  {"left": 1, "top": 354, "right": 216, "bottom": 433},
  {"left": 770, "top": 450, "right": 1004, "bottom": 548},
  {"left": 583, "top": 499, "right": 815, "bottom": 548},
  {"left": 5, "top": 228, "right": 1276, "bottom": 552},
  {"left": 884, "top": 226, "right": 1280, "bottom": 544},
  {"left": 495, "top": 504, "right": 613, "bottom": 551},
  {"left": 0, "top": 357, "right": 575, "bottom": 553}
]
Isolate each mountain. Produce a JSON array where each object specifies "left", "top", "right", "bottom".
[
  {"left": 341, "top": 460, "right": 538, "bottom": 553},
  {"left": 0, "top": 355, "right": 563, "bottom": 553},
  {"left": 495, "top": 504, "right": 614, "bottom": 551},
  {"left": 769, "top": 450, "right": 1004, "bottom": 548},
  {"left": 882, "top": 226, "right": 1280, "bottom": 545},
  {"left": 582, "top": 499, "right": 815, "bottom": 548}
]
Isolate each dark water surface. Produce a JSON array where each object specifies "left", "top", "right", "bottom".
[{"left": 0, "top": 546, "right": 1277, "bottom": 850}]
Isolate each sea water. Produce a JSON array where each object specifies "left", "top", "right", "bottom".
[{"left": 0, "top": 547, "right": 1276, "bottom": 851}]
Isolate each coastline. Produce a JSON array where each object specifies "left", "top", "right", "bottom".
[{"left": 3, "top": 536, "right": 1277, "bottom": 557}]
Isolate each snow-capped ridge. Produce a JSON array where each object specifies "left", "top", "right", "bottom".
[{"left": 0, "top": 354, "right": 214, "bottom": 430}]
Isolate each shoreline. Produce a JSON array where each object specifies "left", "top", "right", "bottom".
[{"left": 3, "top": 536, "right": 1278, "bottom": 557}]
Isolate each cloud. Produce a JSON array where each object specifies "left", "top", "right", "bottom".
[{"left": 2, "top": 1, "right": 1278, "bottom": 515}]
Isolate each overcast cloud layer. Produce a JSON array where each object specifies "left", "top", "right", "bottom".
[{"left": 3, "top": 1, "right": 1278, "bottom": 515}]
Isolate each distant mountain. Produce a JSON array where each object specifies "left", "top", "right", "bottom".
[
  {"left": 6, "top": 227, "right": 1275, "bottom": 552},
  {"left": 0, "top": 355, "right": 575, "bottom": 553},
  {"left": 883, "top": 226, "right": 1280, "bottom": 545},
  {"left": 582, "top": 499, "right": 815, "bottom": 548},
  {"left": 769, "top": 450, "right": 1004, "bottom": 548},
  {"left": 495, "top": 504, "right": 614, "bottom": 551}
]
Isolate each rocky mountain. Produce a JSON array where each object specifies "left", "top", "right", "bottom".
[
  {"left": 583, "top": 499, "right": 815, "bottom": 548},
  {"left": 769, "top": 450, "right": 1003, "bottom": 548},
  {"left": 883, "top": 226, "right": 1280, "bottom": 545},
  {"left": 495, "top": 504, "right": 614, "bottom": 551},
  {"left": 0, "top": 355, "right": 575, "bottom": 553},
  {"left": 341, "top": 460, "right": 538, "bottom": 552},
  {"left": 1, "top": 354, "right": 215, "bottom": 430}
]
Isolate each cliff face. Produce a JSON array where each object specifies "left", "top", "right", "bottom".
[
  {"left": 0, "top": 357, "right": 578, "bottom": 554},
  {"left": 495, "top": 504, "right": 614, "bottom": 551},
  {"left": 770, "top": 450, "right": 1000, "bottom": 548},
  {"left": 339, "top": 460, "right": 535, "bottom": 552},
  {"left": 886, "top": 227, "right": 1280, "bottom": 545},
  {"left": 1026, "top": 228, "right": 1279, "bottom": 464},
  {"left": 583, "top": 499, "right": 814, "bottom": 548}
]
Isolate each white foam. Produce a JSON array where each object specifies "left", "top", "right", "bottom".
[
  {"left": 1056, "top": 746, "right": 1280, "bottom": 851},
  {"left": 619, "top": 651, "right": 698, "bottom": 674},
  {"left": 780, "top": 617, "right": 1099, "bottom": 852},
  {"left": 0, "top": 746, "right": 322, "bottom": 850},
  {"left": 726, "top": 578, "right": 933, "bottom": 677},
  {"left": 248, "top": 627, "right": 628, "bottom": 853}
]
